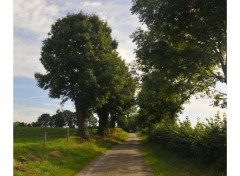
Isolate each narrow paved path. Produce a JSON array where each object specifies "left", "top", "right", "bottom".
[{"left": 75, "top": 133, "right": 153, "bottom": 176}]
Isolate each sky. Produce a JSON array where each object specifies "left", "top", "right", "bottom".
[{"left": 13, "top": 0, "right": 227, "bottom": 126}]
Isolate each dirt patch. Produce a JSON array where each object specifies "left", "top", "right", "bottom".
[
  {"left": 49, "top": 150, "right": 62, "bottom": 157},
  {"left": 26, "top": 155, "right": 37, "bottom": 161},
  {"left": 14, "top": 159, "right": 26, "bottom": 172}
]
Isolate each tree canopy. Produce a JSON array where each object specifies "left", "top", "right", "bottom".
[
  {"left": 36, "top": 113, "right": 51, "bottom": 127},
  {"left": 131, "top": 0, "right": 226, "bottom": 91},
  {"left": 35, "top": 12, "right": 120, "bottom": 139},
  {"left": 131, "top": 0, "right": 226, "bottom": 130},
  {"left": 137, "top": 71, "right": 191, "bottom": 129},
  {"left": 96, "top": 56, "right": 136, "bottom": 135}
]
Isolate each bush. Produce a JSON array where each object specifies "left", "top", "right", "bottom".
[
  {"left": 146, "top": 113, "right": 226, "bottom": 173},
  {"left": 195, "top": 113, "right": 226, "bottom": 171}
]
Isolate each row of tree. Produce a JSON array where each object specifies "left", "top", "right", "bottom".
[
  {"left": 35, "top": 12, "right": 136, "bottom": 138},
  {"left": 131, "top": 0, "right": 226, "bottom": 129},
  {"left": 34, "top": 110, "right": 77, "bottom": 128},
  {"left": 14, "top": 110, "right": 98, "bottom": 128},
  {"left": 130, "top": 0, "right": 226, "bottom": 172},
  {"left": 34, "top": 0, "right": 226, "bottom": 141}
]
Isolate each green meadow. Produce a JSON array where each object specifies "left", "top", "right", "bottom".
[{"left": 14, "top": 127, "right": 128, "bottom": 176}]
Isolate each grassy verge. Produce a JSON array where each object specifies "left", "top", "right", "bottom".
[
  {"left": 137, "top": 132, "right": 224, "bottom": 176},
  {"left": 14, "top": 127, "right": 128, "bottom": 176}
]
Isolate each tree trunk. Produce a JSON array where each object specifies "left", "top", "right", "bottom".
[
  {"left": 97, "top": 107, "right": 109, "bottom": 136},
  {"left": 75, "top": 101, "right": 90, "bottom": 140}
]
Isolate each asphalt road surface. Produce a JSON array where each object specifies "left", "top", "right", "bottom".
[{"left": 75, "top": 133, "right": 153, "bottom": 176}]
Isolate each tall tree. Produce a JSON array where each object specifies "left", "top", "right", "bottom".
[
  {"left": 131, "top": 0, "right": 226, "bottom": 104},
  {"left": 63, "top": 110, "right": 77, "bottom": 128},
  {"left": 108, "top": 60, "right": 136, "bottom": 129},
  {"left": 35, "top": 12, "right": 118, "bottom": 139},
  {"left": 51, "top": 110, "right": 66, "bottom": 128},
  {"left": 96, "top": 56, "right": 136, "bottom": 135},
  {"left": 36, "top": 113, "right": 51, "bottom": 127},
  {"left": 137, "top": 71, "right": 191, "bottom": 130},
  {"left": 117, "top": 106, "right": 139, "bottom": 132},
  {"left": 48, "top": 110, "right": 76, "bottom": 128}
]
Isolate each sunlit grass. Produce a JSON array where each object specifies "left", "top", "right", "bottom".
[{"left": 14, "top": 127, "right": 128, "bottom": 176}]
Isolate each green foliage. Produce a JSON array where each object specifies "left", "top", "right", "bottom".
[
  {"left": 35, "top": 12, "right": 121, "bottom": 138},
  {"left": 63, "top": 110, "right": 77, "bottom": 128},
  {"left": 50, "top": 110, "right": 77, "bottom": 128},
  {"left": 131, "top": 0, "right": 226, "bottom": 83},
  {"left": 87, "top": 114, "right": 98, "bottom": 128},
  {"left": 33, "top": 110, "right": 77, "bottom": 128},
  {"left": 118, "top": 113, "right": 139, "bottom": 132},
  {"left": 14, "top": 122, "right": 32, "bottom": 127},
  {"left": 96, "top": 56, "right": 136, "bottom": 135},
  {"left": 131, "top": 0, "right": 226, "bottom": 108},
  {"left": 144, "top": 113, "right": 226, "bottom": 173},
  {"left": 138, "top": 133, "right": 224, "bottom": 176},
  {"left": 130, "top": 1, "right": 226, "bottom": 173},
  {"left": 137, "top": 71, "right": 191, "bottom": 129},
  {"left": 195, "top": 113, "right": 227, "bottom": 170},
  {"left": 212, "top": 93, "right": 227, "bottom": 109},
  {"left": 105, "top": 128, "right": 129, "bottom": 142},
  {"left": 36, "top": 113, "right": 51, "bottom": 127},
  {"left": 50, "top": 111, "right": 65, "bottom": 128},
  {"left": 108, "top": 60, "right": 136, "bottom": 124}
]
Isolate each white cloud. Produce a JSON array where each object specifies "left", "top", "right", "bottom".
[
  {"left": 83, "top": 1, "right": 102, "bottom": 7},
  {"left": 95, "top": 2, "right": 141, "bottom": 63},
  {"left": 14, "top": 0, "right": 143, "bottom": 78},
  {"left": 14, "top": 0, "right": 59, "bottom": 37},
  {"left": 14, "top": 38, "right": 44, "bottom": 78},
  {"left": 14, "top": 105, "right": 56, "bottom": 123},
  {"left": 60, "top": 0, "right": 142, "bottom": 63},
  {"left": 179, "top": 97, "right": 227, "bottom": 126},
  {"left": 14, "top": 100, "right": 75, "bottom": 123},
  {"left": 14, "top": 0, "right": 60, "bottom": 77}
]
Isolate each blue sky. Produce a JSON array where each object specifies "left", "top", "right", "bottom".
[
  {"left": 14, "top": 76, "right": 75, "bottom": 123},
  {"left": 14, "top": 0, "right": 226, "bottom": 125}
]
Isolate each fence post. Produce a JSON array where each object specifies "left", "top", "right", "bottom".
[
  {"left": 67, "top": 128, "right": 69, "bottom": 142},
  {"left": 43, "top": 129, "right": 47, "bottom": 147}
]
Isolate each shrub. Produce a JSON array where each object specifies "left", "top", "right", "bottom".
[
  {"left": 146, "top": 113, "right": 226, "bottom": 173},
  {"left": 195, "top": 113, "right": 226, "bottom": 170}
]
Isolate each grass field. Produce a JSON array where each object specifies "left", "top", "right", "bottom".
[
  {"left": 138, "top": 133, "right": 224, "bottom": 176},
  {"left": 14, "top": 127, "right": 128, "bottom": 176}
]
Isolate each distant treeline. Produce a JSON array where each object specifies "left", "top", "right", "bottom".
[{"left": 14, "top": 109, "right": 97, "bottom": 128}]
